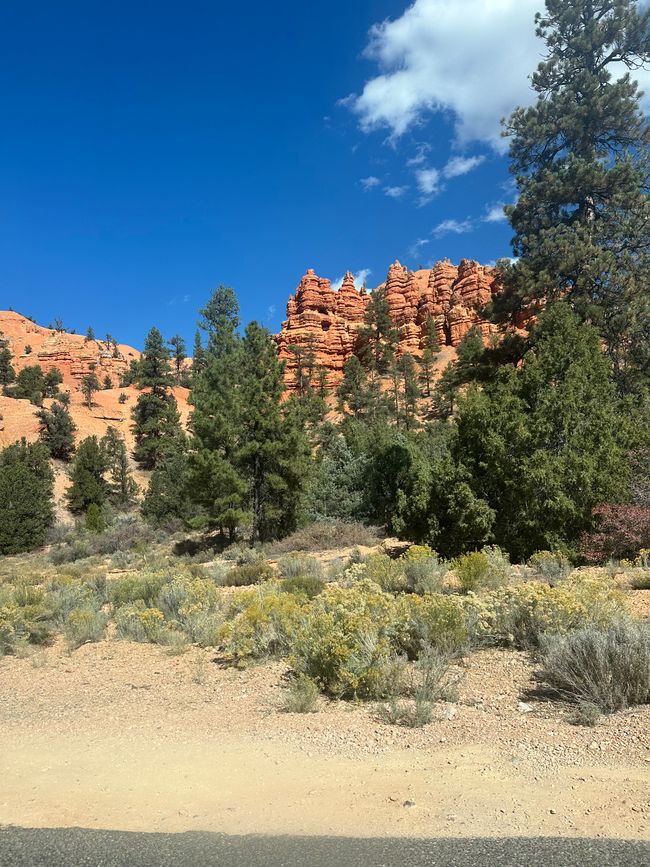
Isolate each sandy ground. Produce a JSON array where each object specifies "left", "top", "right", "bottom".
[{"left": 1, "top": 639, "right": 648, "bottom": 840}]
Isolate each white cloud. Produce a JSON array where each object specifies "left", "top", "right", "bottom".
[
  {"left": 407, "top": 144, "right": 430, "bottom": 166},
  {"left": 432, "top": 218, "right": 474, "bottom": 238},
  {"left": 347, "top": 0, "right": 650, "bottom": 150},
  {"left": 443, "top": 155, "right": 486, "bottom": 178},
  {"left": 408, "top": 237, "right": 431, "bottom": 257},
  {"left": 360, "top": 175, "right": 381, "bottom": 191},
  {"left": 484, "top": 203, "right": 508, "bottom": 223},
  {"left": 415, "top": 167, "right": 441, "bottom": 196},
  {"left": 332, "top": 268, "right": 373, "bottom": 291},
  {"left": 384, "top": 185, "right": 409, "bottom": 198}
]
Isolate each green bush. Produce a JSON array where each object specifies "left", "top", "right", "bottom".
[
  {"left": 396, "top": 594, "right": 468, "bottom": 658},
  {"left": 454, "top": 551, "right": 490, "bottom": 593},
  {"left": 219, "top": 588, "right": 307, "bottom": 661},
  {"left": 539, "top": 620, "right": 650, "bottom": 712},
  {"left": 282, "top": 675, "right": 320, "bottom": 713},
  {"left": 110, "top": 572, "right": 168, "bottom": 608},
  {"left": 362, "top": 553, "right": 408, "bottom": 594},
  {"left": 64, "top": 608, "right": 108, "bottom": 650},
  {"left": 277, "top": 553, "right": 324, "bottom": 581},
  {"left": 281, "top": 574, "right": 325, "bottom": 599},
  {"left": 114, "top": 602, "right": 165, "bottom": 642},
  {"left": 528, "top": 550, "right": 572, "bottom": 584},
  {"left": 221, "top": 561, "right": 274, "bottom": 587},
  {"left": 401, "top": 552, "right": 448, "bottom": 595},
  {"left": 291, "top": 580, "right": 399, "bottom": 699}
]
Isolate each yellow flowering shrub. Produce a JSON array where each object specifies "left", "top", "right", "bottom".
[
  {"left": 291, "top": 580, "right": 400, "bottom": 699},
  {"left": 218, "top": 589, "right": 307, "bottom": 661},
  {"left": 395, "top": 594, "right": 468, "bottom": 658},
  {"left": 362, "top": 554, "right": 409, "bottom": 593},
  {"left": 115, "top": 601, "right": 165, "bottom": 642}
]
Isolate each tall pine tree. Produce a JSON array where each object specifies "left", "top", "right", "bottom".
[
  {"left": 0, "top": 440, "right": 54, "bottom": 554},
  {"left": 495, "top": 0, "right": 650, "bottom": 393},
  {"left": 132, "top": 327, "right": 183, "bottom": 469}
]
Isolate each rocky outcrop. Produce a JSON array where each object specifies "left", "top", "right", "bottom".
[
  {"left": 0, "top": 310, "right": 141, "bottom": 389},
  {"left": 277, "top": 259, "right": 501, "bottom": 392}
]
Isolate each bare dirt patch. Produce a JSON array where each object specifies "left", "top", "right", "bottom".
[{"left": 0, "top": 640, "right": 648, "bottom": 839}]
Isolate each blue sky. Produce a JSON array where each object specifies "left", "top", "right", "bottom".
[{"left": 2, "top": 0, "right": 648, "bottom": 348}]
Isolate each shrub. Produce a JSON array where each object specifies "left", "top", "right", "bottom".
[
  {"left": 221, "top": 561, "right": 274, "bottom": 587},
  {"left": 379, "top": 644, "right": 459, "bottom": 727},
  {"left": 115, "top": 602, "right": 165, "bottom": 642},
  {"left": 629, "top": 570, "right": 650, "bottom": 590},
  {"left": 48, "top": 578, "right": 104, "bottom": 626},
  {"left": 539, "top": 620, "right": 650, "bottom": 713},
  {"left": 277, "top": 553, "right": 323, "bottom": 582},
  {"left": 568, "top": 701, "right": 601, "bottom": 727},
  {"left": 470, "top": 578, "right": 627, "bottom": 649},
  {"left": 282, "top": 675, "right": 320, "bottom": 713},
  {"left": 110, "top": 572, "right": 168, "bottom": 608},
  {"left": 581, "top": 504, "right": 650, "bottom": 563},
  {"left": 265, "top": 521, "right": 383, "bottom": 555},
  {"left": 527, "top": 551, "right": 572, "bottom": 584},
  {"left": 401, "top": 552, "right": 448, "bottom": 595},
  {"left": 85, "top": 504, "right": 106, "bottom": 534},
  {"left": 454, "top": 551, "right": 489, "bottom": 593},
  {"left": 222, "top": 544, "right": 266, "bottom": 565},
  {"left": 362, "top": 553, "right": 408, "bottom": 594},
  {"left": 281, "top": 574, "right": 325, "bottom": 599},
  {"left": 219, "top": 588, "right": 307, "bottom": 661},
  {"left": 291, "top": 580, "right": 399, "bottom": 699},
  {"left": 396, "top": 594, "right": 468, "bottom": 658},
  {"left": 64, "top": 607, "right": 108, "bottom": 650}
]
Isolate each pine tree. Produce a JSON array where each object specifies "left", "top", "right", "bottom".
[
  {"left": 420, "top": 315, "right": 441, "bottom": 397},
  {"left": 237, "top": 321, "right": 309, "bottom": 542},
  {"left": 37, "top": 400, "right": 77, "bottom": 462},
  {"left": 169, "top": 334, "right": 187, "bottom": 383},
  {"left": 85, "top": 326, "right": 95, "bottom": 342},
  {"left": 66, "top": 435, "right": 108, "bottom": 513},
  {"left": 337, "top": 356, "right": 370, "bottom": 416},
  {"left": 43, "top": 367, "right": 63, "bottom": 398},
  {"left": 101, "top": 427, "right": 138, "bottom": 507},
  {"left": 495, "top": 0, "right": 650, "bottom": 393},
  {"left": 357, "top": 285, "right": 398, "bottom": 374},
  {"left": 397, "top": 353, "right": 419, "bottom": 429},
  {"left": 132, "top": 327, "right": 183, "bottom": 469},
  {"left": 455, "top": 302, "right": 629, "bottom": 559},
  {"left": 8, "top": 365, "right": 46, "bottom": 404},
  {"left": 142, "top": 443, "right": 192, "bottom": 526},
  {"left": 192, "top": 330, "right": 206, "bottom": 378},
  {"left": 119, "top": 359, "right": 140, "bottom": 387},
  {"left": 305, "top": 435, "right": 368, "bottom": 521},
  {"left": 0, "top": 332, "right": 15, "bottom": 385},
  {"left": 80, "top": 372, "right": 100, "bottom": 409},
  {"left": 187, "top": 286, "right": 247, "bottom": 537},
  {"left": 0, "top": 439, "right": 54, "bottom": 554},
  {"left": 103, "top": 374, "right": 113, "bottom": 390}
]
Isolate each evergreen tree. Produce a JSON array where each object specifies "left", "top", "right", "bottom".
[
  {"left": 0, "top": 332, "right": 15, "bottom": 385},
  {"left": 495, "top": 0, "right": 650, "bottom": 393},
  {"left": 80, "top": 372, "right": 100, "bottom": 409},
  {"left": 119, "top": 359, "right": 140, "bottom": 387},
  {"left": 169, "top": 334, "right": 187, "bottom": 383},
  {"left": 305, "top": 435, "right": 368, "bottom": 521},
  {"left": 43, "top": 367, "right": 63, "bottom": 398},
  {"left": 37, "top": 400, "right": 77, "bottom": 462},
  {"left": 397, "top": 353, "right": 419, "bottom": 429},
  {"left": 7, "top": 365, "right": 46, "bottom": 404},
  {"left": 85, "top": 326, "right": 95, "bottom": 342},
  {"left": 337, "top": 356, "right": 372, "bottom": 417},
  {"left": 85, "top": 503, "right": 106, "bottom": 534},
  {"left": 455, "top": 303, "right": 628, "bottom": 558},
  {"left": 357, "top": 285, "right": 398, "bottom": 374},
  {"left": 187, "top": 286, "right": 247, "bottom": 537},
  {"left": 101, "top": 427, "right": 138, "bottom": 507},
  {"left": 103, "top": 374, "right": 113, "bottom": 390},
  {"left": 192, "top": 330, "right": 206, "bottom": 377},
  {"left": 66, "top": 435, "right": 108, "bottom": 513},
  {"left": 237, "top": 321, "right": 309, "bottom": 542},
  {"left": 142, "top": 443, "right": 192, "bottom": 526},
  {"left": 420, "top": 315, "right": 441, "bottom": 397},
  {"left": 132, "top": 327, "right": 183, "bottom": 469},
  {"left": 0, "top": 439, "right": 54, "bottom": 554}
]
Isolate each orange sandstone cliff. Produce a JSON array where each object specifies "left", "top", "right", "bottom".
[{"left": 277, "top": 259, "right": 501, "bottom": 392}]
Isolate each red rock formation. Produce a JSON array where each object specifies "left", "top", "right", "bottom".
[
  {"left": 0, "top": 310, "right": 141, "bottom": 389},
  {"left": 277, "top": 259, "right": 502, "bottom": 392}
]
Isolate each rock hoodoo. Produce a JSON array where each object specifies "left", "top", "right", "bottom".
[{"left": 277, "top": 259, "right": 501, "bottom": 392}]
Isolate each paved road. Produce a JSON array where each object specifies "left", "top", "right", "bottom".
[{"left": 1, "top": 827, "right": 648, "bottom": 867}]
